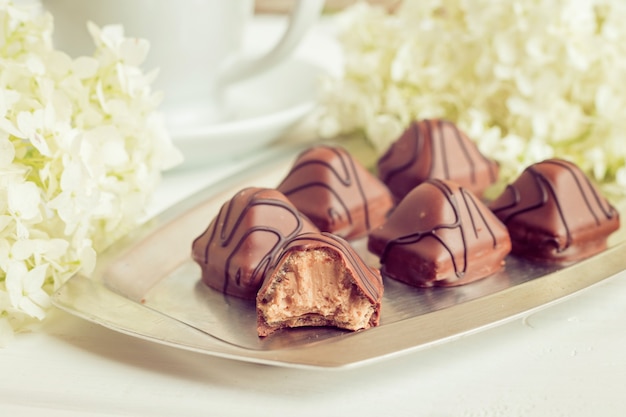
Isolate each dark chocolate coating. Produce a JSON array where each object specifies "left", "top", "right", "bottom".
[
  {"left": 277, "top": 145, "right": 394, "bottom": 240},
  {"left": 368, "top": 179, "right": 511, "bottom": 287},
  {"left": 257, "top": 232, "right": 383, "bottom": 336},
  {"left": 191, "top": 187, "right": 319, "bottom": 299},
  {"left": 488, "top": 159, "right": 620, "bottom": 263},
  {"left": 377, "top": 119, "right": 499, "bottom": 201}
]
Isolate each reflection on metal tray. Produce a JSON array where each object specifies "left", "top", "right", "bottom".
[{"left": 52, "top": 143, "right": 626, "bottom": 369}]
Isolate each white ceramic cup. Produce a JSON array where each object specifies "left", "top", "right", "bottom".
[{"left": 40, "top": 0, "right": 324, "bottom": 130}]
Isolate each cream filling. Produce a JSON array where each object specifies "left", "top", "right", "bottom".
[{"left": 259, "top": 249, "right": 374, "bottom": 330}]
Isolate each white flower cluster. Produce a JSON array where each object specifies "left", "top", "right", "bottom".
[
  {"left": 319, "top": 0, "right": 626, "bottom": 198},
  {"left": 0, "top": 2, "right": 182, "bottom": 342}
]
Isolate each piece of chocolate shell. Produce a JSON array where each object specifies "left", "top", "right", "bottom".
[
  {"left": 488, "top": 159, "right": 620, "bottom": 263},
  {"left": 377, "top": 119, "right": 499, "bottom": 201},
  {"left": 368, "top": 179, "right": 511, "bottom": 287},
  {"left": 277, "top": 145, "right": 394, "bottom": 240},
  {"left": 257, "top": 232, "right": 383, "bottom": 337},
  {"left": 191, "top": 187, "right": 319, "bottom": 299}
]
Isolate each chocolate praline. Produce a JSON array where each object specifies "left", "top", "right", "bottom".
[
  {"left": 277, "top": 145, "right": 394, "bottom": 240},
  {"left": 488, "top": 158, "right": 620, "bottom": 263},
  {"left": 377, "top": 119, "right": 499, "bottom": 201},
  {"left": 191, "top": 187, "right": 319, "bottom": 299},
  {"left": 368, "top": 179, "right": 511, "bottom": 287},
  {"left": 257, "top": 232, "right": 383, "bottom": 337}
]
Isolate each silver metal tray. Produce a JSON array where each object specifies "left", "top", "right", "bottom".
[{"left": 52, "top": 145, "right": 626, "bottom": 369}]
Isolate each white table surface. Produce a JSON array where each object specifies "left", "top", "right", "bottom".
[{"left": 3, "top": 11, "right": 626, "bottom": 417}]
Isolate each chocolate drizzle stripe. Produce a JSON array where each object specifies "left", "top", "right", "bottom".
[
  {"left": 492, "top": 160, "right": 618, "bottom": 224},
  {"left": 547, "top": 159, "right": 616, "bottom": 222},
  {"left": 430, "top": 179, "right": 468, "bottom": 276},
  {"left": 382, "top": 120, "right": 497, "bottom": 187},
  {"left": 344, "top": 147, "right": 372, "bottom": 230},
  {"left": 492, "top": 165, "right": 569, "bottom": 251},
  {"left": 380, "top": 179, "right": 468, "bottom": 277},
  {"left": 453, "top": 119, "right": 499, "bottom": 183},
  {"left": 448, "top": 120, "right": 476, "bottom": 183},
  {"left": 492, "top": 159, "right": 619, "bottom": 254},
  {"left": 279, "top": 149, "right": 352, "bottom": 189},
  {"left": 535, "top": 173, "right": 572, "bottom": 251},
  {"left": 489, "top": 184, "right": 521, "bottom": 214},
  {"left": 547, "top": 160, "right": 599, "bottom": 225},
  {"left": 191, "top": 201, "right": 223, "bottom": 264},
  {"left": 459, "top": 189, "right": 480, "bottom": 240},
  {"left": 461, "top": 188, "right": 499, "bottom": 247},
  {"left": 280, "top": 181, "right": 353, "bottom": 225},
  {"left": 490, "top": 175, "right": 547, "bottom": 223},
  {"left": 218, "top": 187, "right": 246, "bottom": 244},
  {"left": 428, "top": 119, "right": 446, "bottom": 180},
  {"left": 219, "top": 196, "right": 305, "bottom": 247},
  {"left": 379, "top": 121, "right": 422, "bottom": 184},
  {"left": 463, "top": 128, "right": 499, "bottom": 184},
  {"left": 279, "top": 147, "right": 361, "bottom": 228},
  {"left": 200, "top": 189, "right": 310, "bottom": 296},
  {"left": 223, "top": 227, "right": 282, "bottom": 294}
]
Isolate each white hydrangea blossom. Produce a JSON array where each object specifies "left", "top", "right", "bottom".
[
  {"left": 320, "top": 0, "right": 626, "bottom": 198},
  {"left": 0, "top": 1, "right": 182, "bottom": 341}
]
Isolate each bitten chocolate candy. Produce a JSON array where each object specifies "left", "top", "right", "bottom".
[
  {"left": 257, "top": 232, "right": 383, "bottom": 337},
  {"left": 368, "top": 179, "right": 511, "bottom": 287},
  {"left": 191, "top": 187, "right": 319, "bottom": 299},
  {"left": 277, "top": 145, "right": 394, "bottom": 240},
  {"left": 488, "top": 159, "right": 620, "bottom": 263},
  {"left": 377, "top": 119, "right": 499, "bottom": 201}
]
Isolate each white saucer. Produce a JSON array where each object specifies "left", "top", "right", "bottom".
[{"left": 167, "top": 58, "right": 322, "bottom": 168}]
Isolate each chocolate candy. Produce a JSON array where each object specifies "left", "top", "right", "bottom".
[
  {"left": 257, "top": 232, "right": 383, "bottom": 337},
  {"left": 368, "top": 179, "right": 511, "bottom": 287},
  {"left": 277, "top": 145, "right": 394, "bottom": 240},
  {"left": 191, "top": 187, "right": 319, "bottom": 299},
  {"left": 488, "top": 159, "right": 620, "bottom": 263},
  {"left": 377, "top": 119, "right": 499, "bottom": 201}
]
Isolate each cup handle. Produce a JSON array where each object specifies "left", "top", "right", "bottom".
[{"left": 217, "top": 0, "right": 325, "bottom": 85}]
